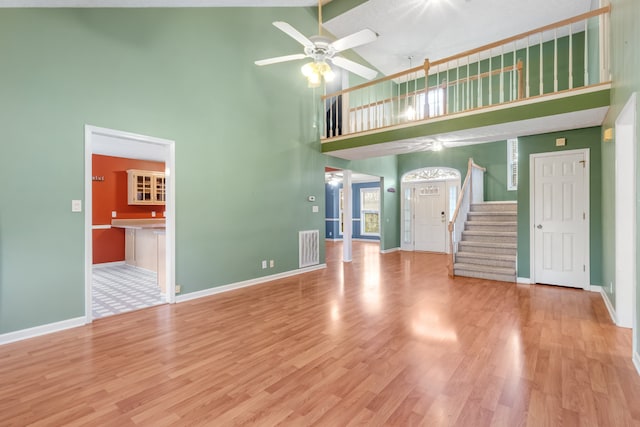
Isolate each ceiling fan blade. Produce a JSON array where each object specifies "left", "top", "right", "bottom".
[
  {"left": 255, "top": 53, "right": 306, "bottom": 66},
  {"left": 331, "top": 57, "right": 378, "bottom": 80},
  {"left": 330, "top": 29, "right": 378, "bottom": 53},
  {"left": 273, "top": 21, "right": 315, "bottom": 49}
]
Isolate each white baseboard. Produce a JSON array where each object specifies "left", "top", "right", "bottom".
[
  {"left": 0, "top": 317, "right": 86, "bottom": 346},
  {"left": 517, "top": 277, "right": 531, "bottom": 284},
  {"left": 92, "top": 261, "right": 126, "bottom": 268},
  {"left": 633, "top": 351, "right": 640, "bottom": 376},
  {"left": 325, "top": 238, "right": 342, "bottom": 242},
  {"left": 380, "top": 247, "right": 400, "bottom": 254},
  {"left": 600, "top": 288, "right": 617, "bottom": 324},
  {"left": 176, "top": 264, "right": 327, "bottom": 303},
  {"left": 589, "top": 285, "right": 603, "bottom": 293}
]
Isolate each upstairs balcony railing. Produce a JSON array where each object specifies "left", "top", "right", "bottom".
[{"left": 322, "top": 5, "right": 611, "bottom": 140}]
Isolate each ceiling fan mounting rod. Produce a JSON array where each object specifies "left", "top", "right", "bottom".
[{"left": 318, "top": 0, "right": 322, "bottom": 36}]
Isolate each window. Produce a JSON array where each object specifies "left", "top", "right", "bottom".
[
  {"left": 406, "top": 88, "right": 445, "bottom": 121},
  {"left": 426, "top": 87, "right": 445, "bottom": 117},
  {"left": 360, "top": 187, "right": 380, "bottom": 236},
  {"left": 507, "top": 138, "right": 518, "bottom": 190}
]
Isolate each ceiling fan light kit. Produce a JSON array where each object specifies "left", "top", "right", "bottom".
[
  {"left": 254, "top": 0, "right": 378, "bottom": 87},
  {"left": 301, "top": 61, "right": 335, "bottom": 88}
]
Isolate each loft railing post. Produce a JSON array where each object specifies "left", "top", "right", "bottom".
[
  {"left": 423, "top": 59, "right": 430, "bottom": 117},
  {"left": 517, "top": 60, "right": 524, "bottom": 100}
]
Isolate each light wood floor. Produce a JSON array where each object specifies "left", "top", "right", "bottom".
[{"left": 1, "top": 242, "right": 639, "bottom": 426}]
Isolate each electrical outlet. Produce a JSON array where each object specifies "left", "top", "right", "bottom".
[
  {"left": 269, "top": 260, "right": 274, "bottom": 268},
  {"left": 175, "top": 284, "right": 182, "bottom": 293},
  {"left": 112, "top": 211, "right": 117, "bottom": 218},
  {"left": 151, "top": 211, "right": 156, "bottom": 217},
  {"left": 262, "top": 260, "right": 267, "bottom": 269}
]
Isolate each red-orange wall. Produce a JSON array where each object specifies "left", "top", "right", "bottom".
[{"left": 92, "top": 155, "right": 165, "bottom": 264}]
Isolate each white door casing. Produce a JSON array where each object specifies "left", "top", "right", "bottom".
[
  {"left": 530, "top": 149, "right": 589, "bottom": 289},
  {"left": 84, "top": 125, "right": 176, "bottom": 323},
  {"left": 614, "top": 92, "right": 637, "bottom": 330},
  {"left": 401, "top": 167, "right": 461, "bottom": 252},
  {"left": 414, "top": 182, "right": 447, "bottom": 252}
]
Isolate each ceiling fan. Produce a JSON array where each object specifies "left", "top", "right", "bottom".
[{"left": 254, "top": 0, "right": 379, "bottom": 87}]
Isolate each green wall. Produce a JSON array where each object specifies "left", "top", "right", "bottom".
[
  {"left": 602, "top": 0, "right": 640, "bottom": 348},
  {"left": 517, "top": 127, "right": 603, "bottom": 285},
  {"left": 397, "top": 140, "right": 517, "bottom": 202},
  {"left": 0, "top": 7, "right": 339, "bottom": 334}
]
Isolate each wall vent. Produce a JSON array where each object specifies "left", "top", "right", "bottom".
[{"left": 299, "top": 230, "right": 319, "bottom": 268}]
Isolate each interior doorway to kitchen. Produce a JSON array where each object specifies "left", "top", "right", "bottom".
[{"left": 84, "top": 125, "right": 176, "bottom": 322}]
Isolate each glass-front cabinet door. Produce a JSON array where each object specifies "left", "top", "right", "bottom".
[
  {"left": 127, "top": 169, "right": 166, "bottom": 206},
  {"left": 154, "top": 175, "right": 166, "bottom": 203}
]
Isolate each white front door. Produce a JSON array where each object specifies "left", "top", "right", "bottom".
[
  {"left": 532, "top": 150, "right": 589, "bottom": 288},
  {"left": 414, "top": 182, "right": 447, "bottom": 252}
]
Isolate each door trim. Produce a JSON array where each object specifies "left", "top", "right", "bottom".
[
  {"left": 529, "top": 148, "right": 590, "bottom": 289},
  {"left": 614, "top": 92, "right": 637, "bottom": 336},
  {"left": 84, "top": 125, "right": 176, "bottom": 324},
  {"left": 400, "top": 167, "right": 461, "bottom": 252}
]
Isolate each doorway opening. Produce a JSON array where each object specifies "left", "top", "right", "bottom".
[
  {"left": 84, "top": 126, "right": 176, "bottom": 322},
  {"left": 324, "top": 167, "right": 382, "bottom": 261},
  {"left": 401, "top": 167, "right": 461, "bottom": 252}
]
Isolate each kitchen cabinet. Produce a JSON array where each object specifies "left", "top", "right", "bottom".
[{"left": 127, "top": 169, "right": 166, "bottom": 205}]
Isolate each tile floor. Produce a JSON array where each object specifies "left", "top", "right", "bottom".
[{"left": 92, "top": 264, "right": 164, "bottom": 319}]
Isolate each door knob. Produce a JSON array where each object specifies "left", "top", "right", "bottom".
[{"left": 536, "top": 224, "right": 543, "bottom": 229}]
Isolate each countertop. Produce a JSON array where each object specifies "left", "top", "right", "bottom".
[{"left": 111, "top": 219, "right": 166, "bottom": 230}]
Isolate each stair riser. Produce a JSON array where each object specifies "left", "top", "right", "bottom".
[
  {"left": 462, "top": 234, "right": 517, "bottom": 244},
  {"left": 467, "top": 214, "right": 517, "bottom": 222},
  {"left": 470, "top": 204, "right": 517, "bottom": 213},
  {"left": 465, "top": 224, "right": 518, "bottom": 232},
  {"left": 454, "top": 269, "right": 516, "bottom": 282},
  {"left": 455, "top": 256, "right": 515, "bottom": 269},
  {"left": 458, "top": 244, "right": 517, "bottom": 256}
]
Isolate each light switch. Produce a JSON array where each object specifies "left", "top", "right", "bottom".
[
  {"left": 151, "top": 211, "right": 156, "bottom": 217},
  {"left": 312, "top": 205, "right": 319, "bottom": 213},
  {"left": 112, "top": 211, "right": 117, "bottom": 218},
  {"left": 71, "top": 200, "right": 82, "bottom": 212}
]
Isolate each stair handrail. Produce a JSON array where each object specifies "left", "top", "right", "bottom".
[{"left": 448, "top": 158, "right": 486, "bottom": 277}]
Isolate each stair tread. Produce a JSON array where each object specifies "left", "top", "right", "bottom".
[
  {"left": 465, "top": 221, "right": 518, "bottom": 226},
  {"left": 462, "top": 230, "right": 517, "bottom": 236},
  {"left": 454, "top": 270, "right": 516, "bottom": 282},
  {"left": 459, "top": 241, "right": 517, "bottom": 249},
  {"left": 454, "top": 263, "right": 516, "bottom": 274},
  {"left": 456, "top": 252, "right": 516, "bottom": 261},
  {"left": 468, "top": 211, "right": 517, "bottom": 215}
]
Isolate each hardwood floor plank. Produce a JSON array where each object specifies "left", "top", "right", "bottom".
[{"left": 1, "top": 242, "right": 639, "bottom": 426}]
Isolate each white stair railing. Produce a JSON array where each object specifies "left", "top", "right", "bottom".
[
  {"left": 448, "top": 158, "right": 486, "bottom": 277},
  {"left": 322, "top": 5, "right": 611, "bottom": 141}
]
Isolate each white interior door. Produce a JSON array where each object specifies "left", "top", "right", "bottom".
[
  {"left": 532, "top": 150, "right": 589, "bottom": 288},
  {"left": 414, "top": 182, "right": 447, "bottom": 252}
]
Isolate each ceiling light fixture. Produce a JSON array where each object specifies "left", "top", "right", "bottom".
[{"left": 301, "top": 60, "right": 335, "bottom": 88}]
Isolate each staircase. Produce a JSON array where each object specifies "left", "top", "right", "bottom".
[{"left": 453, "top": 202, "right": 517, "bottom": 282}]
